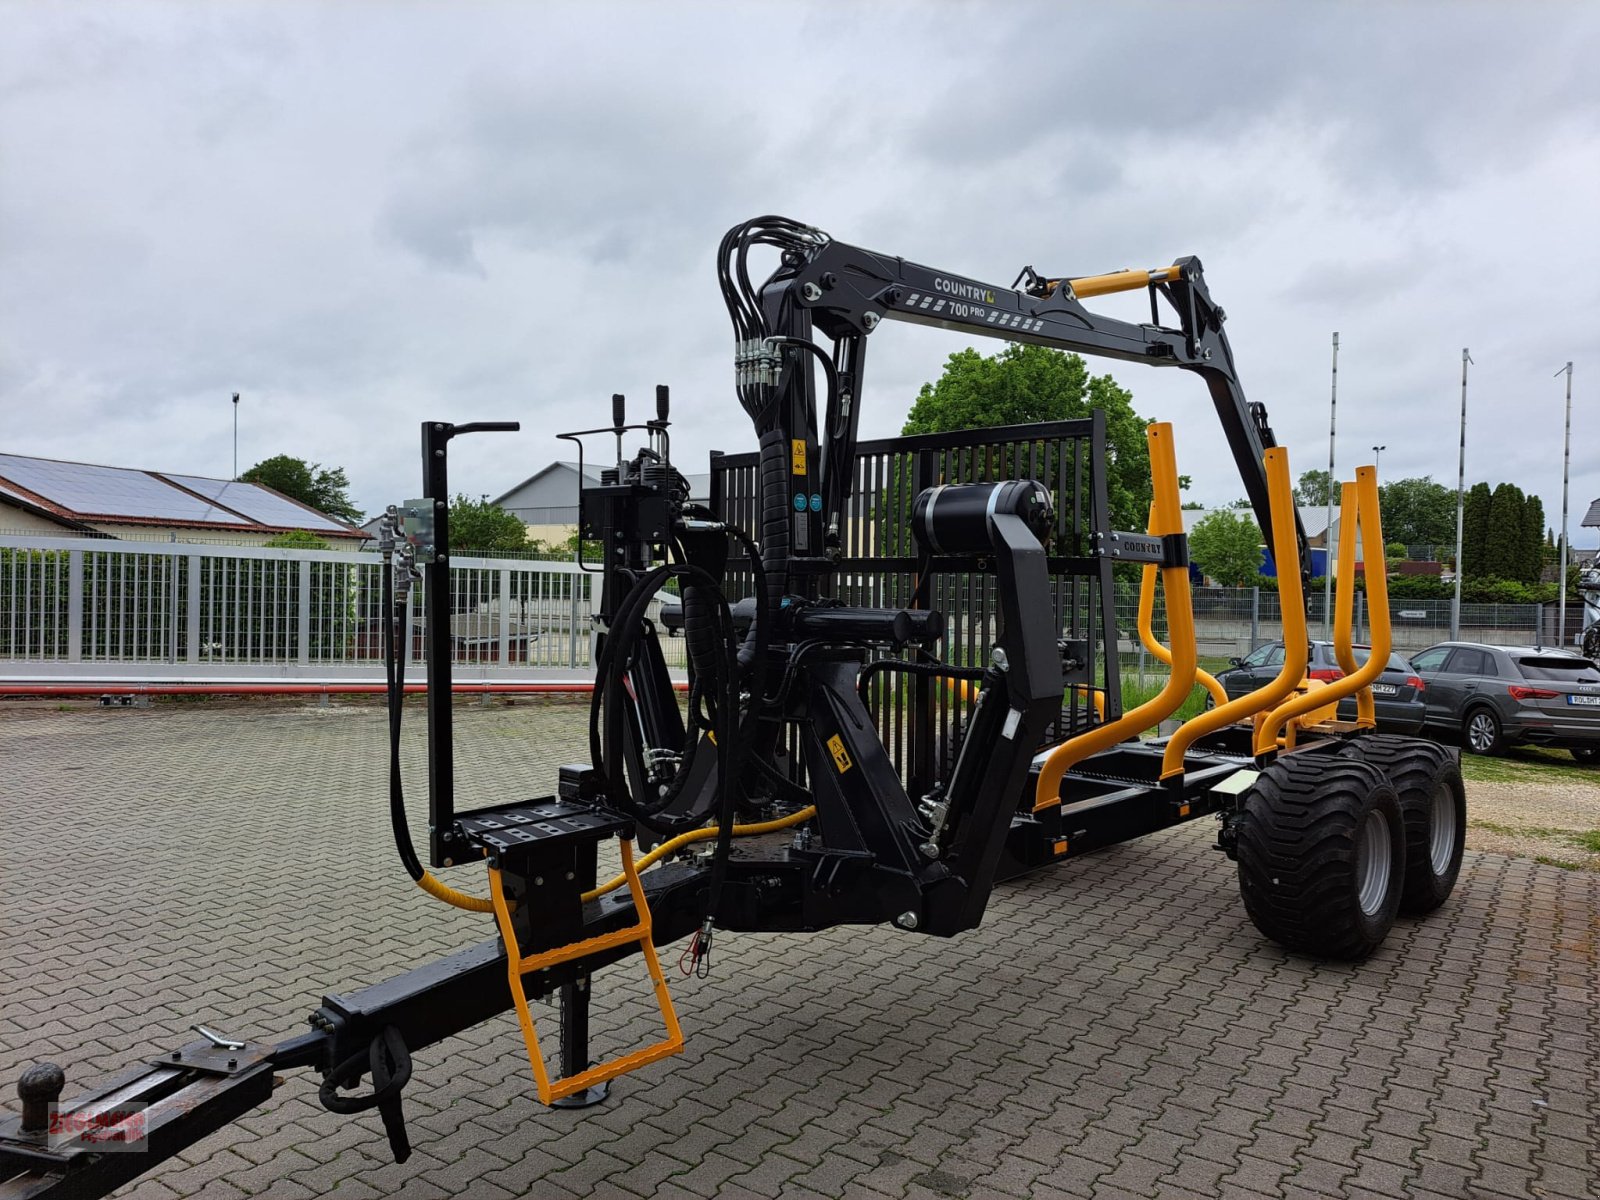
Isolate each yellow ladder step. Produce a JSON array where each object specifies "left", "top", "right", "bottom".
[{"left": 486, "top": 838, "right": 684, "bottom": 1105}]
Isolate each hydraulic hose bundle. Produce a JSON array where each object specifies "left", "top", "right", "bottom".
[
  {"left": 587, "top": 526, "right": 773, "bottom": 972},
  {"left": 379, "top": 540, "right": 494, "bottom": 914}
]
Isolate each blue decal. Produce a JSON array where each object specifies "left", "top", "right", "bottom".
[
  {"left": 793, "top": 493, "right": 807, "bottom": 512},
  {"left": 809, "top": 493, "right": 823, "bottom": 512}
]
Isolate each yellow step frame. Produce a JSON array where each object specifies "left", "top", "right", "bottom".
[{"left": 486, "top": 838, "right": 684, "bottom": 1105}]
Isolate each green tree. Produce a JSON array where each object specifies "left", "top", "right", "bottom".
[
  {"left": 902, "top": 344, "right": 1151, "bottom": 531},
  {"left": 448, "top": 494, "right": 528, "bottom": 554},
  {"left": 1460, "top": 481, "right": 1493, "bottom": 576},
  {"left": 1484, "top": 483, "right": 1526, "bottom": 579},
  {"left": 1518, "top": 493, "right": 1544, "bottom": 584},
  {"left": 1189, "top": 510, "right": 1263, "bottom": 586},
  {"left": 240, "top": 455, "right": 363, "bottom": 524},
  {"left": 1295, "top": 469, "right": 1335, "bottom": 507},
  {"left": 1376, "top": 476, "right": 1455, "bottom": 549}
]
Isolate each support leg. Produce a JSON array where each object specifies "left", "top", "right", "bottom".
[{"left": 551, "top": 976, "right": 609, "bottom": 1109}]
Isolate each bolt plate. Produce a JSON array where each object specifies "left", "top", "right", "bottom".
[{"left": 149, "top": 1040, "right": 273, "bottom": 1077}]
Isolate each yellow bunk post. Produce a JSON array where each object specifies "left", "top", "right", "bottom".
[
  {"left": 1034, "top": 422, "right": 1194, "bottom": 813},
  {"left": 1333, "top": 480, "right": 1375, "bottom": 728},
  {"left": 1256, "top": 467, "right": 1392, "bottom": 750},
  {"left": 1160, "top": 446, "right": 1306, "bottom": 776},
  {"left": 1136, "top": 507, "right": 1227, "bottom": 711}
]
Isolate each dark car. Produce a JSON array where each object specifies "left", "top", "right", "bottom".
[
  {"left": 1408, "top": 642, "right": 1600, "bottom": 762},
  {"left": 1211, "top": 640, "right": 1426, "bottom": 734}
]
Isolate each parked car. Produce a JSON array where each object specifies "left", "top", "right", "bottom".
[
  {"left": 1211, "top": 640, "right": 1426, "bottom": 734},
  {"left": 1407, "top": 642, "right": 1600, "bottom": 762}
]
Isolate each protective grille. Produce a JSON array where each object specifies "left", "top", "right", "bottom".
[{"left": 710, "top": 413, "right": 1120, "bottom": 797}]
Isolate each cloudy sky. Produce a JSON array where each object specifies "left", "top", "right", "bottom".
[{"left": 2, "top": 1, "right": 1596, "bottom": 537}]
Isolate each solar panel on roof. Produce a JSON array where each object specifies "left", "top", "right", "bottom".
[
  {"left": 159, "top": 474, "right": 352, "bottom": 532},
  {"left": 0, "top": 455, "right": 230, "bottom": 524}
]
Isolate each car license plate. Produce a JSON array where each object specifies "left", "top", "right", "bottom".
[
  {"left": 1568, "top": 694, "right": 1600, "bottom": 706},
  {"left": 1370, "top": 684, "right": 1397, "bottom": 695}
]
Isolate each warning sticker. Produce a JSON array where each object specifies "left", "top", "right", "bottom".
[
  {"left": 826, "top": 733, "right": 853, "bottom": 773},
  {"left": 791, "top": 439, "right": 807, "bottom": 474}
]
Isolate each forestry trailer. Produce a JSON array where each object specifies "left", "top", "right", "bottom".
[{"left": 0, "top": 216, "right": 1466, "bottom": 1197}]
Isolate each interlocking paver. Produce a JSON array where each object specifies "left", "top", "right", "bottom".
[{"left": 1, "top": 701, "right": 1597, "bottom": 1200}]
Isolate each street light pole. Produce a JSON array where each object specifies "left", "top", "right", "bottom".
[
  {"left": 1324, "top": 332, "right": 1338, "bottom": 637},
  {"left": 1451, "top": 351, "right": 1472, "bottom": 640},
  {"left": 1556, "top": 361, "right": 1573, "bottom": 646},
  {"left": 1371, "top": 445, "right": 1386, "bottom": 477},
  {"left": 232, "top": 392, "right": 240, "bottom": 479}
]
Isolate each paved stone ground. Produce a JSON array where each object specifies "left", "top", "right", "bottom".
[{"left": 1, "top": 700, "right": 1597, "bottom": 1200}]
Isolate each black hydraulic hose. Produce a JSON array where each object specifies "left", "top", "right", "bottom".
[
  {"left": 591, "top": 563, "right": 724, "bottom": 777},
  {"left": 753, "top": 429, "right": 789, "bottom": 666},
  {"left": 857, "top": 658, "right": 987, "bottom": 703},
  {"left": 383, "top": 559, "right": 425, "bottom": 883},
  {"left": 745, "top": 749, "right": 813, "bottom": 804},
  {"left": 589, "top": 562, "right": 738, "bottom": 836}
]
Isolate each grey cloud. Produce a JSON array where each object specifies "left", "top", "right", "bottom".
[{"left": 1, "top": 0, "right": 1596, "bottom": 531}]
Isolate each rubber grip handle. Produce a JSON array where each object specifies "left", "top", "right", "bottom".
[
  {"left": 612, "top": 394, "right": 626, "bottom": 429},
  {"left": 656, "top": 384, "right": 669, "bottom": 423}
]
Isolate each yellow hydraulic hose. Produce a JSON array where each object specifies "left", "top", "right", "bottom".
[
  {"left": 1255, "top": 467, "right": 1392, "bottom": 749},
  {"left": 1161, "top": 446, "right": 1307, "bottom": 775},
  {"left": 418, "top": 870, "right": 496, "bottom": 913},
  {"left": 1034, "top": 422, "right": 1194, "bottom": 812},
  {"left": 411, "top": 809, "right": 818, "bottom": 913},
  {"left": 582, "top": 806, "right": 817, "bottom": 903},
  {"left": 953, "top": 675, "right": 1105, "bottom": 720}
]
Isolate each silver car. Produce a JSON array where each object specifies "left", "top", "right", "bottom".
[{"left": 1408, "top": 642, "right": 1600, "bottom": 763}]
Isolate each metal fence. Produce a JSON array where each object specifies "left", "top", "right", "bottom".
[
  {"left": 1118, "top": 585, "right": 1570, "bottom": 668},
  {"left": 2, "top": 529, "right": 1576, "bottom": 693},
  {"left": 0, "top": 534, "right": 681, "bottom": 687}
]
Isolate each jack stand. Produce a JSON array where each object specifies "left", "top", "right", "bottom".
[{"left": 551, "top": 976, "right": 610, "bottom": 1109}]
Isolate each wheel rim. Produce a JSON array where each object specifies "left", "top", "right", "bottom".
[
  {"left": 1428, "top": 781, "right": 1457, "bottom": 875},
  {"left": 1356, "top": 810, "right": 1393, "bottom": 916},
  {"left": 1467, "top": 712, "right": 1496, "bottom": 752}
]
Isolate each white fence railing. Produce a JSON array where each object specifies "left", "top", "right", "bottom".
[
  {"left": 3, "top": 533, "right": 1572, "bottom": 691},
  {"left": 0, "top": 534, "right": 683, "bottom": 686}
]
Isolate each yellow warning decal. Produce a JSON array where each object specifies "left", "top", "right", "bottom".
[
  {"left": 1053, "top": 839, "right": 1070, "bottom": 856},
  {"left": 827, "top": 733, "right": 852, "bottom": 773},
  {"left": 791, "top": 439, "right": 807, "bottom": 474}
]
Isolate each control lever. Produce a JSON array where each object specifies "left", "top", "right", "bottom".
[{"left": 655, "top": 383, "right": 670, "bottom": 424}]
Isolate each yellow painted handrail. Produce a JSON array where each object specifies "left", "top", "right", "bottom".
[
  {"left": 1035, "top": 422, "right": 1194, "bottom": 812},
  {"left": 1161, "top": 446, "right": 1306, "bottom": 776},
  {"left": 1256, "top": 467, "right": 1391, "bottom": 748}
]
